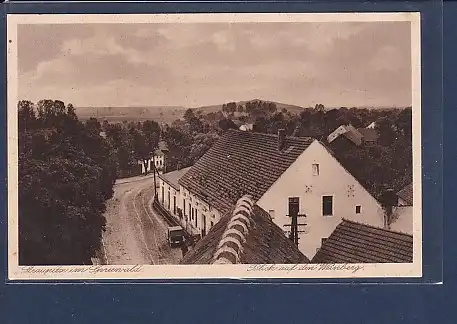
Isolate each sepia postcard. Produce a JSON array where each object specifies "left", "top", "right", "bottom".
[{"left": 7, "top": 12, "right": 422, "bottom": 280}]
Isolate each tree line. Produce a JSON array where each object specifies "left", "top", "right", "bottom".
[{"left": 18, "top": 100, "right": 117, "bottom": 265}]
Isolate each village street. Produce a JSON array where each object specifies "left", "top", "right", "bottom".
[{"left": 101, "top": 174, "right": 183, "bottom": 265}]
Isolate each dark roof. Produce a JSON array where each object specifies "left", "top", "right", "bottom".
[
  {"left": 357, "top": 128, "right": 379, "bottom": 142},
  {"left": 158, "top": 167, "right": 191, "bottom": 190},
  {"left": 181, "top": 196, "right": 309, "bottom": 264},
  {"left": 179, "top": 129, "right": 314, "bottom": 214},
  {"left": 327, "top": 125, "right": 363, "bottom": 146},
  {"left": 397, "top": 183, "right": 413, "bottom": 205},
  {"left": 342, "top": 125, "right": 363, "bottom": 146},
  {"left": 312, "top": 219, "right": 413, "bottom": 263}
]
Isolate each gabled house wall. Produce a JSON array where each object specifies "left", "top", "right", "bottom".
[{"left": 256, "top": 140, "right": 385, "bottom": 260}]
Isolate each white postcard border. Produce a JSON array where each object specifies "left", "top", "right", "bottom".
[{"left": 7, "top": 12, "right": 422, "bottom": 280}]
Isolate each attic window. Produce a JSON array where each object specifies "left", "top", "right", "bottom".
[
  {"left": 356, "top": 205, "right": 361, "bottom": 214},
  {"left": 312, "top": 164, "right": 320, "bottom": 176}
]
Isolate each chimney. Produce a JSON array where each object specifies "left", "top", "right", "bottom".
[{"left": 278, "top": 129, "right": 286, "bottom": 151}]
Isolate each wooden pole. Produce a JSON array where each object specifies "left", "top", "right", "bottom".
[{"left": 152, "top": 154, "right": 157, "bottom": 199}]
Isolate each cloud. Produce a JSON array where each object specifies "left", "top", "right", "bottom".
[{"left": 17, "top": 21, "right": 412, "bottom": 108}]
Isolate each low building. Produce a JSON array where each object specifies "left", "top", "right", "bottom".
[
  {"left": 138, "top": 148, "right": 168, "bottom": 175},
  {"left": 181, "top": 195, "right": 308, "bottom": 264},
  {"left": 390, "top": 183, "right": 413, "bottom": 234},
  {"left": 312, "top": 219, "right": 413, "bottom": 263},
  {"left": 157, "top": 167, "right": 191, "bottom": 227},
  {"left": 179, "top": 129, "right": 386, "bottom": 260},
  {"left": 327, "top": 124, "right": 364, "bottom": 146}
]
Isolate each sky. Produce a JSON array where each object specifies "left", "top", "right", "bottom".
[{"left": 18, "top": 21, "right": 412, "bottom": 108}]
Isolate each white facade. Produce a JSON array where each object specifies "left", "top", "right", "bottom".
[
  {"left": 179, "top": 186, "right": 222, "bottom": 237},
  {"left": 139, "top": 153, "right": 165, "bottom": 174},
  {"left": 158, "top": 179, "right": 179, "bottom": 218},
  {"left": 366, "top": 122, "right": 376, "bottom": 129},
  {"left": 327, "top": 125, "right": 348, "bottom": 143},
  {"left": 390, "top": 206, "right": 413, "bottom": 235},
  {"left": 256, "top": 140, "right": 385, "bottom": 260}
]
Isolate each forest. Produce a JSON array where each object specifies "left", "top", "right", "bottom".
[
  {"left": 18, "top": 100, "right": 117, "bottom": 265},
  {"left": 17, "top": 98, "right": 412, "bottom": 264}
]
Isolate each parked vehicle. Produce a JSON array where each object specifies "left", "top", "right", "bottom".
[{"left": 167, "top": 226, "right": 185, "bottom": 247}]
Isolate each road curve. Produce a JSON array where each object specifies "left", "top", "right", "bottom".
[{"left": 101, "top": 175, "right": 182, "bottom": 265}]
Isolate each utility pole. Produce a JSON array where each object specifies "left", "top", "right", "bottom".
[
  {"left": 152, "top": 153, "right": 157, "bottom": 199},
  {"left": 283, "top": 197, "right": 307, "bottom": 246}
]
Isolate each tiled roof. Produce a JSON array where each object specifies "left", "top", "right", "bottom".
[
  {"left": 397, "top": 183, "right": 413, "bottom": 206},
  {"left": 312, "top": 219, "right": 413, "bottom": 263},
  {"left": 181, "top": 196, "right": 309, "bottom": 264},
  {"left": 327, "top": 125, "right": 363, "bottom": 146},
  {"left": 343, "top": 125, "right": 363, "bottom": 146},
  {"left": 159, "top": 167, "right": 191, "bottom": 190},
  {"left": 357, "top": 128, "right": 379, "bottom": 142},
  {"left": 178, "top": 129, "right": 314, "bottom": 214}
]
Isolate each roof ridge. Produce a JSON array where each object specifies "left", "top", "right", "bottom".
[
  {"left": 212, "top": 195, "right": 255, "bottom": 264},
  {"left": 341, "top": 218, "right": 413, "bottom": 238}
]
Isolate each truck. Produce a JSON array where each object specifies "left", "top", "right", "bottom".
[{"left": 167, "top": 226, "right": 185, "bottom": 247}]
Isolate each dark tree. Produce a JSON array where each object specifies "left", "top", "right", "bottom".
[
  {"left": 218, "top": 118, "right": 238, "bottom": 132},
  {"left": 18, "top": 100, "right": 116, "bottom": 265}
]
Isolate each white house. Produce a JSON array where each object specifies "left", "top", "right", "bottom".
[
  {"left": 179, "top": 186, "right": 222, "bottom": 237},
  {"left": 256, "top": 139, "right": 385, "bottom": 259},
  {"left": 158, "top": 167, "right": 190, "bottom": 215},
  {"left": 178, "top": 129, "right": 386, "bottom": 260},
  {"left": 138, "top": 149, "right": 167, "bottom": 175},
  {"left": 157, "top": 167, "right": 219, "bottom": 237}
]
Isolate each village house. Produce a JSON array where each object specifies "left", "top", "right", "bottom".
[
  {"left": 327, "top": 124, "right": 364, "bottom": 146},
  {"left": 181, "top": 195, "right": 308, "bottom": 264},
  {"left": 390, "top": 183, "right": 413, "bottom": 235},
  {"left": 157, "top": 167, "right": 191, "bottom": 220},
  {"left": 327, "top": 124, "right": 379, "bottom": 146},
  {"left": 312, "top": 219, "right": 413, "bottom": 263},
  {"left": 178, "top": 129, "right": 386, "bottom": 260},
  {"left": 138, "top": 141, "right": 169, "bottom": 175}
]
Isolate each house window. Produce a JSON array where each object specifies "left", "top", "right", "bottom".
[
  {"left": 183, "top": 199, "right": 186, "bottom": 215},
  {"left": 269, "top": 210, "right": 275, "bottom": 219},
  {"left": 210, "top": 221, "right": 214, "bottom": 228},
  {"left": 189, "top": 203, "right": 192, "bottom": 219},
  {"left": 322, "top": 196, "right": 333, "bottom": 216},
  {"left": 356, "top": 205, "right": 361, "bottom": 214},
  {"left": 312, "top": 163, "right": 320, "bottom": 176},
  {"left": 288, "top": 197, "right": 300, "bottom": 216}
]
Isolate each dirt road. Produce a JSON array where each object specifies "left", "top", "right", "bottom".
[{"left": 101, "top": 175, "right": 183, "bottom": 265}]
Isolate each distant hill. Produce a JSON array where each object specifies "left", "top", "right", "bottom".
[
  {"left": 193, "top": 99, "right": 306, "bottom": 115},
  {"left": 76, "top": 106, "right": 187, "bottom": 123}
]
